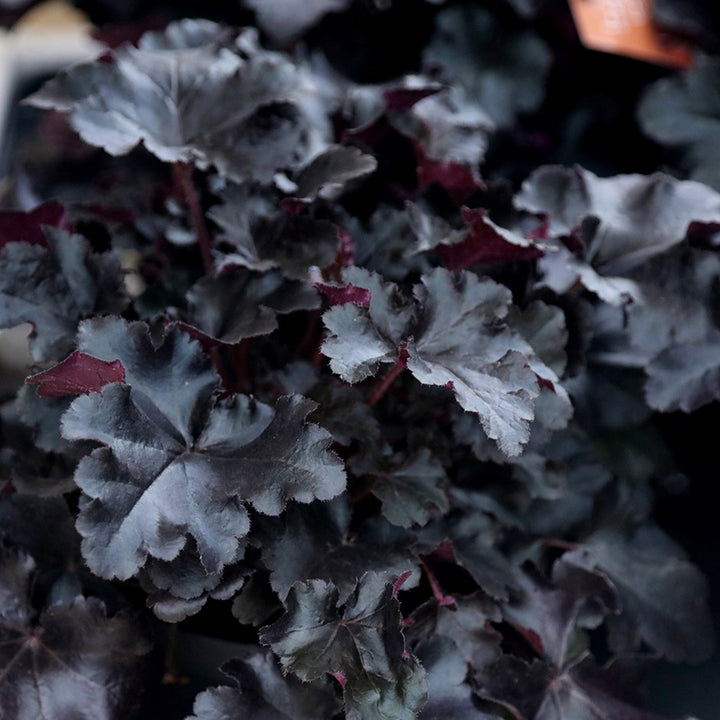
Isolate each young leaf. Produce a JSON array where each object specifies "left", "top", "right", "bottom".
[
  {"left": 0, "top": 229, "right": 127, "bottom": 362},
  {"left": 26, "top": 22, "right": 331, "bottom": 182},
  {"left": 321, "top": 267, "right": 415, "bottom": 383},
  {"left": 182, "top": 268, "right": 319, "bottom": 345},
  {"left": 407, "top": 594, "right": 502, "bottom": 672},
  {"left": 323, "top": 267, "right": 552, "bottom": 455},
  {"left": 405, "top": 92, "right": 492, "bottom": 193},
  {"left": 260, "top": 573, "right": 427, "bottom": 720},
  {"left": 210, "top": 185, "right": 340, "bottom": 278},
  {"left": 352, "top": 448, "right": 450, "bottom": 528},
  {"left": 265, "top": 499, "right": 419, "bottom": 603},
  {"left": 292, "top": 145, "right": 377, "bottom": 201}
]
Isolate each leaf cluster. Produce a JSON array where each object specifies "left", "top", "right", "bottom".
[{"left": 0, "top": 3, "right": 717, "bottom": 720}]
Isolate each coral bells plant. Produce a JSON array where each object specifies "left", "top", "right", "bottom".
[{"left": 0, "top": 3, "right": 718, "bottom": 719}]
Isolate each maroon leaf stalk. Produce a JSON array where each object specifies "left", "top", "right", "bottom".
[
  {"left": 173, "top": 161, "right": 213, "bottom": 273},
  {"left": 367, "top": 341, "right": 409, "bottom": 406}
]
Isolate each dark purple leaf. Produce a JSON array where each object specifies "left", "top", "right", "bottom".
[
  {"left": 210, "top": 185, "right": 340, "bottom": 279},
  {"left": 416, "top": 637, "right": 497, "bottom": 720},
  {"left": 292, "top": 145, "right": 377, "bottom": 201},
  {"left": 407, "top": 201, "right": 468, "bottom": 255},
  {"left": 425, "top": 512, "right": 520, "bottom": 602},
  {"left": 0, "top": 228, "right": 127, "bottom": 362},
  {"left": 535, "top": 655, "right": 695, "bottom": 720},
  {"left": 345, "top": 206, "right": 427, "bottom": 280},
  {"left": 639, "top": 56, "right": 720, "bottom": 190},
  {"left": 182, "top": 268, "right": 319, "bottom": 346},
  {"left": 0, "top": 544, "right": 150, "bottom": 720},
  {"left": 0, "top": 495, "right": 80, "bottom": 598},
  {"left": 555, "top": 525, "right": 715, "bottom": 662},
  {"left": 0, "top": 201, "right": 65, "bottom": 251},
  {"left": 315, "top": 281, "right": 372, "bottom": 307},
  {"left": 26, "top": 21, "right": 331, "bottom": 182},
  {"left": 13, "top": 385, "right": 81, "bottom": 455},
  {"left": 59, "top": 318, "right": 345, "bottom": 608},
  {"left": 476, "top": 655, "right": 554, "bottom": 719},
  {"left": 351, "top": 448, "right": 449, "bottom": 528},
  {"left": 501, "top": 567, "right": 586, "bottom": 667},
  {"left": 436, "top": 208, "right": 545, "bottom": 270},
  {"left": 312, "top": 387, "right": 382, "bottom": 447},
  {"left": 517, "top": 166, "right": 720, "bottom": 275},
  {"left": 645, "top": 332, "right": 720, "bottom": 412},
  {"left": 623, "top": 245, "right": 720, "bottom": 355},
  {"left": 25, "top": 351, "right": 125, "bottom": 399},
  {"left": 407, "top": 594, "right": 502, "bottom": 671},
  {"left": 188, "top": 650, "right": 341, "bottom": 720},
  {"left": 260, "top": 573, "right": 427, "bottom": 720},
  {"left": 424, "top": 5, "right": 550, "bottom": 126},
  {"left": 264, "top": 498, "right": 419, "bottom": 604},
  {"left": 322, "top": 267, "right": 551, "bottom": 455},
  {"left": 232, "top": 572, "right": 282, "bottom": 626}
]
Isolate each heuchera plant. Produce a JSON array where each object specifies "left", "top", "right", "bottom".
[{"left": 0, "top": 2, "right": 718, "bottom": 719}]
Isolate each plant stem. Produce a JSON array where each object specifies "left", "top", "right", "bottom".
[
  {"left": 230, "top": 340, "right": 252, "bottom": 394},
  {"left": 540, "top": 538, "right": 578, "bottom": 551},
  {"left": 367, "top": 342, "right": 409, "bottom": 407},
  {"left": 296, "top": 309, "right": 322, "bottom": 360},
  {"left": 173, "top": 161, "right": 213, "bottom": 273},
  {"left": 161, "top": 625, "right": 189, "bottom": 685},
  {"left": 419, "top": 557, "right": 454, "bottom": 607},
  {"left": 209, "top": 346, "right": 233, "bottom": 393}
]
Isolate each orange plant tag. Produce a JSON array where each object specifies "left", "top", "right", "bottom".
[{"left": 568, "top": 0, "right": 694, "bottom": 68}]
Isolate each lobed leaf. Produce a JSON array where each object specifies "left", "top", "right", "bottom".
[
  {"left": 260, "top": 573, "right": 427, "bottom": 720},
  {"left": 61, "top": 319, "right": 345, "bottom": 601},
  {"left": 0, "top": 229, "right": 127, "bottom": 363},
  {"left": 555, "top": 525, "right": 715, "bottom": 662},
  {"left": 0, "top": 545, "right": 150, "bottom": 720},
  {"left": 26, "top": 22, "right": 331, "bottom": 182}
]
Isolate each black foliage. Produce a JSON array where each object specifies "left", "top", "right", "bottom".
[{"left": 0, "top": 2, "right": 719, "bottom": 720}]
